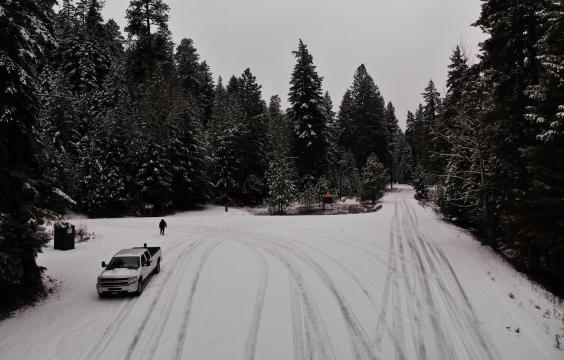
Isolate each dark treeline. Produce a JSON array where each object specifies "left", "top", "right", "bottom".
[
  {"left": 405, "top": 1, "right": 564, "bottom": 294},
  {"left": 1, "top": 0, "right": 404, "bottom": 312}
]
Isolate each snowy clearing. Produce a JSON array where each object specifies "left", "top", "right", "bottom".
[{"left": 0, "top": 186, "right": 562, "bottom": 360}]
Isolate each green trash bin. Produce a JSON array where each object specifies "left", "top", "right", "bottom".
[{"left": 54, "top": 222, "right": 75, "bottom": 250}]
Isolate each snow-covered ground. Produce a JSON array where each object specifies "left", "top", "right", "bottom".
[{"left": 0, "top": 186, "right": 562, "bottom": 360}]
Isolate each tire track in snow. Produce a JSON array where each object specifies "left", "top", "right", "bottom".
[
  {"left": 244, "top": 238, "right": 337, "bottom": 360},
  {"left": 251, "top": 235, "right": 380, "bottom": 360},
  {"left": 399, "top": 195, "right": 455, "bottom": 360},
  {"left": 173, "top": 239, "right": 222, "bottom": 360},
  {"left": 284, "top": 238, "right": 407, "bottom": 360},
  {"left": 397, "top": 198, "right": 427, "bottom": 360},
  {"left": 123, "top": 240, "right": 205, "bottom": 360},
  {"left": 242, "top": 247, "right": 270, "bottom": 360},
  {"left": 139, "top": 229, "right": 235, "bottom": 360},
  {"left": 84, "top": 227, "right": 214, "bottom": 360},
  {"left": 403, "top": 196, "right": 496, "bottom": 360},
  {"left": 373, "top": 196, "right": 399, "bottom": 351},
  {"left": 289, "top": 278, "right": 306, "bottom": 360}
]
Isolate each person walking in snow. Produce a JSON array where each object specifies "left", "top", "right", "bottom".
[{"left": 159, "top": 219, "right": 167, "bottom": 235}]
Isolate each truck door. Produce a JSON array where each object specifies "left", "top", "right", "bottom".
[{"left": 141, "top": 252, "right": 151, "bottom": 278}]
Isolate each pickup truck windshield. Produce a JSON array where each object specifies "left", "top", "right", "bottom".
[{"left": 106, "top": 256, "right": 139, "bottom": 270}]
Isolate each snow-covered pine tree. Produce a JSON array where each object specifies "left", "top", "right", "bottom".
[
  {"left": 0, "top": 0, "right": 56, "bottom": 312},
  {"left": 236, "top": 68, "right": 268, "bottom": 204},
  {"left": 336, "top": 89, "right": 354, "bottom": 167},
  {"left": 340, "top": 64, "right": 388, "bottom": 170},
  {"left": 76, "top": 136, "right": 129, "bottom": 216},
  {"left": 324, "top": 91, "right": 338, "bottom": 160},
  {"left": 397, "top": 136, "right": 414, "bottom": 183},
  {"left": 406, "top": 105, "right": 427, "bottom": 178},
  {"left": 38, "top": 70, "right": 81, "bottom": 201},
  {"left": 55, "top": 0, "right": 113, "bottom": 96},
  {"left": 267, "top": 157, "right": 296, "bottom": 214},
  {"left": 208, "top": 79, "right": 242, "bottom": 203},
  {"left": 474, "top": 0, "right": 547, "bottom": 233},
  {"left": 422, "top": 80, "right": 444, "bottom": 182},
  {"left": 174, "top": 38, "right": 216, "bottom": 128},
  {"left": 443, "top": 46, "right": 469, "bottom": 124},
  {"left": 288, "top": 40, "right": 328, "bottom": 183},
  {"left": 265, "top": 94, "right": 297, "bottom": 213},
  {"left": 521, "top": 1, "right": 564, "bottom": 276},
  {"left": 384, "top": 102, "right": 400, "bottom": 186},
  {"left": 413, "top": 165, "right": 428, "bottom": 199},
  {"left": 438, "top": 65, "right": 496, "bottom": 244},
  {"left": 267, "top": 95, "right": 292, "bottom": 160},
  {"left": 125, "top": 0, "right": 173, "bottom": 83},
  {"left": 198, "top": 61, "right": 215, "bottom": 127},
  {"left": 165, "top": 91, "right": 210, "bottom": 209},
  {"left": 361, "top": 154, "right": 388, "bottom": 204},
  {"left": 175, "top": 38, "right": 201, "bottom": 96},
  {"left": 134, "top": 143, "right": 174, "bottom": 213}
]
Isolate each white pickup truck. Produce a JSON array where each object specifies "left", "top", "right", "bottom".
[{"left": 96, "top": 244, "right": 162, "bottom": 297}]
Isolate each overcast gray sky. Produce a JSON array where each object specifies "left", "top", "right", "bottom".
[{"left": 102, "top": 0, "right": 486, "bottom": 129}]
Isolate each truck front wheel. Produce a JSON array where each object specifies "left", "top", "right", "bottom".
[{"left": 135, "top": 278, "right": 143, "bottom": 296}]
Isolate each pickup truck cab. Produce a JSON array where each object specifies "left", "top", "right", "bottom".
[{"left": 97, "top": 244, "right": 161, "bottom": 297}]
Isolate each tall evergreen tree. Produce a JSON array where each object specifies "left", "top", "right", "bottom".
[
  {"left": 125, "top": 0, "right": 173, "bottom": 83},
  {"left": 230, "top": 68, "right": 269, "bottom": 204},
  {"left": 384, "top": 102, "right": 400, "bottom": 185},
  {"left": 474, "top": 0, "right": 547, "bottom": 233},
  {"left": 0, "top": 0, "right": 57, "bottom": 312},
  {"left": 288, "top": 40, "right": 328, "bottom": 183},
  {"left": 520, "top": 2, "right": 564, "bottom": 277},
  {"left": 339, "top": 64, "right": 388, "bottom": 170},
  {"left": 422, "top": 80, "right": 444, "bottom": 180}
]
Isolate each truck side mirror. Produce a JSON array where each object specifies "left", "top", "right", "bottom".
[{"left": 101, "top": 261, "right": 106, "bottom": 268}]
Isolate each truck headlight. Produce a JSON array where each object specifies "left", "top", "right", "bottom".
[
  {"left": 128, "top": 277, "right": 138, "bottom": 285},
  {"left": 97, "top": 277, "right": 102, "bottom": 285}
]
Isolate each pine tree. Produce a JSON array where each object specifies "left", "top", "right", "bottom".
[
  {"left": 288, "top": 40, "right": 328, "bottom": 182},
  {"left": 438, "top": 65, "right": 497, "bottom": 243},
  {"left": 413, "top": 165, "right": 428, "bottom": 199},
  {"left": 54, "top": 0, "right": 113, "bottom": 95},
  {"left": 397, "top": 137, "right": 414, "bottom": 183},
  {"left": 0, "top": 0, "right": 57, "bottom": 312},
  {"left": 474, "top": 0, "right": 548, "bottom": 231},
  {"left": 125, "top": 0, "right": 173, "bottom": 83},
  {"left": 422, "top": 80, "right": 444, "bottom": 181},
  {"left": 134, "top": 143, "right": 174, "bottom": 213},
  {"left": 444, "top": 46, "right": 469, "bottom": 123},
  {"left": 198, "top": 61, "right": 215, "bottom": 127},
  {"left": 324, "top": 91, "right": 338, "bottom": 154},
  {"left": 384, "top": 102, "right": 400, "bottom": 185},
  {"left": 361, "top": 154, "right": 388, "bottom": 204},
  {"left": 519, "top": 2, "right": 564, "bottom": 277},
  {"left": 267, "top": 95, "right": 292, "bottom": 161},
  {"left": 227, "top": 68, "right": 269, "bottom": 204},
  {"left": 339, "top": 64, "right": 388, "bottom": 170},
  {"left": 337, "top": 89, "right": 354, "bottom": 148},
  {"left": 175, "top": 38, "right": 202, "bottom": 97},
  {"left": 209, "top": 80, "right": 242, "bottom": 203},
  {"left": 267, "top": 157, "right": 296, "bottom": 214}
]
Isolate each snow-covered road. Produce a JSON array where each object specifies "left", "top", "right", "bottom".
[{"left": 1, "top": 187, "right": 562, "bottom": 360}]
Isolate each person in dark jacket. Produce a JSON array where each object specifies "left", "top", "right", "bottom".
[{"left": 159, "top": 219, "right": 167, "bottom": 235}]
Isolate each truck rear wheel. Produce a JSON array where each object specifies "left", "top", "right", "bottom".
[{"left": 153, "top": 259, "right": 161, "bottom": 274}]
